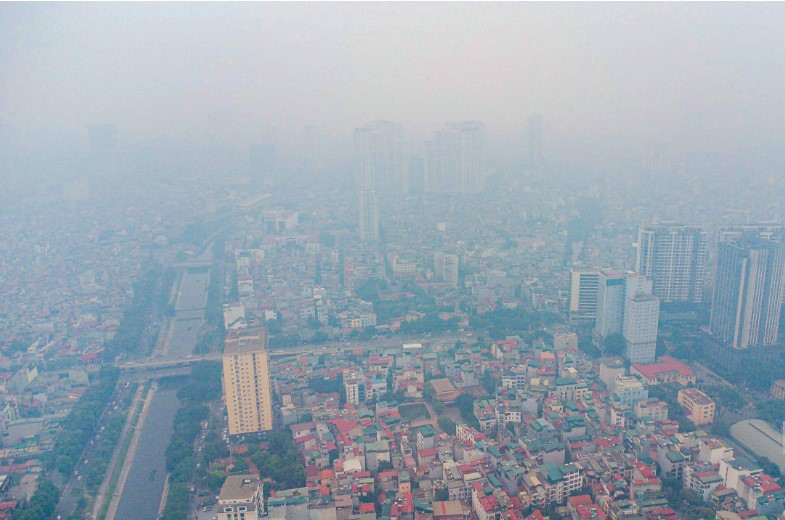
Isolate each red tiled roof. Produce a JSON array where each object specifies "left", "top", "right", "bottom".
[
  {"left": 567, "top": 495, "right": 593, "bottom": 507},
  {"left": 631, "top": 356, "right": 694, "bottom": 379}
]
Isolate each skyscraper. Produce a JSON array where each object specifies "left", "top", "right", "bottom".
[
  {"left": 622, "top": 274, "right": 660, "bottom": 364},
  {"left": 425, "top": 121, "right": 485, "bottom": 194},
  {"left": 434, "top": 251, "right": 460, "bottom": 287},
  {"left": 592, "top": 271, "right": 660, "bottom": 362},
  {"left": 568, "top": 268, "right": 599, "bottom": 327},
  {"left": 592, "top": 269, "right": 626, "bottom": 347},
  {"left": 636, "top": 223, "right": 707, "bottom": 303},
  {"left": 358, "top": 191, "right": 379, "bottom": 242},
  {"left": 354, "top": 121, "right": 405, "bottom": 242},
  {"left": 710, "top": 237, "right": 785, "bottom": 349},
  {"left": 354, "top": 121, "right": 407, "bottom": 194},
  {"left": 527, "top": 114, "right": 543, "bottom": 169},
  {"left": 408, "top": 155, "right": 425, "bottom": 195},
  {"left": 222, "top": 328, "right": 274, "bottom": 435}
]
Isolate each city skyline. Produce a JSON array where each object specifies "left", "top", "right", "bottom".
[{"left": 6, "top": 4, "right": 785, "bottom": 520}]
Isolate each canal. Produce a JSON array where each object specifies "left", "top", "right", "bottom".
[
  {"left": 113, "top": 385, "right": 180, "bottom": 520},
  {"left": 112, "top": 259, "right": 212, "bottom": 519}
]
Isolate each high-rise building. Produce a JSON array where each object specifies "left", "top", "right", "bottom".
[
  {"left": 408, "top": 155, "right": 425, "bottom": 195},
  {"left": 354, "top": 121, "right": 407, "bottom": 194},
  {"left": 636, "top": 223, "right": 707, "bottom": 303},
  {"left": 710, "top": 237, "right": 785, "bottom": 349},
  {"left": 354, "top": 121, "right": 405, "bottom": 242},
  {"left": 222, "top": 328, "right": 274, "bottom": 435},
  {"left": 425, "top": 121, "right": 485, "bottom": 194},
  {"left": 717, "top": 224, "right": 785, "bottom": 245},
  {"left": 622, "top": 274, "right": 660, "bottom": 364},
  {"left": 593, "top": 269, "right": 626, "bottom": 347},
  {"left": 527, "top": 114, "right": 543, "bottom": 169},
  {"left": 568, "top": 268, "right": 599, "bottom": 327},
  {"left": 434, "top": 252, "right": 460, "bottom": 287},
  {"left": 358, "top": 191, "right": 379, "bottom": 242},
  {"left": 593, "top": 271, "right": 661, "bottom": 362}
]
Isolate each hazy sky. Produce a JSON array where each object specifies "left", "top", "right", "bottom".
[{"left": 2, "top": 2, "right": 785, "bottom": 165}]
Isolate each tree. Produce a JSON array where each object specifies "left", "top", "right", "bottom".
[
  {"left": 455, "top": 393, "right": 480, "bottom": 429},
  {"left": 424, "top": 382, "right": 435, "bottom": 402},
  {"left": 716, "top": 386, "right": 745, "bottom": 413},
  {"left": 207, "top": 469, "right": 227, "bottom": 491},
  {"left": 377, "top": 461, "right": 394, "bottom": 472},
  {"left": 14, "top": 479, "right": 60, "bottom": 520},
  {"left": 760, "top": 457, "right": 781, "bottom": 478},
  {"left": 656, "top": 337, "right": 668, "bottom": 357},
  {"left": 481, "top": 371, "right": 497, "bottom": 396},
  {"left": 710, "top": 421, "right": 730, "bottom": 438},
  {"left": 603, "top": 334, "right": 626, "bottom": 357},
  {"left": 232, "top": 457, "right": 249, "bottom": 474},
  {"left": 438, "top": 416, "right": 457, "bottom": 435}
]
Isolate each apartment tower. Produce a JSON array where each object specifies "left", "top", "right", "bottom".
[
  {"left": 636, "top": 223, "right": 707, "bottom": 303},
  {"left": 710, "top": 237, "right": 785, "bottom": 349},
  {"left": 425, "top": 121, "right": 485, "bottom": 194},
  {"left": 222, "top": 328, "right": 274, "bottom": 435},
  {"left": 354, "top": 121, "right": 406, "bottom": 241},
  {"left": 622, "top": 274, "right": 660, "bottom": 364}
]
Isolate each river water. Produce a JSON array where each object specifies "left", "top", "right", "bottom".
[
  {"left": 113, "top": 262, "right": 212, "bottom": 519},
  {"left": 113, "top": 386, "right": 180, "bottom": 520}
]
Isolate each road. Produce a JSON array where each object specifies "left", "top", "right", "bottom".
[
  {"left": 115, "top": 331, "right": 473, "bottom": 375},
  {"left": 54, "top": 381, "right": 136, "bottom": 519},
  {"left": 90, "top": 383, "right": 148, "bottom": 519}
]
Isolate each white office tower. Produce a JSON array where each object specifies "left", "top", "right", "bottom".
[
  {"left": 354, "top": 121, "right": 407, "bottom": 194},
  {"left": 592, "top": 269, "right": 626, "bottom": 347},
  {"left": 434, "top": 252, "right": 460, "bottom": 287},
  {"left": 568, "top": 268, "right": 600, "bottom": 327},
  {"left": 710, "top": 237, "right": 785, "bottom": 349},
  {"left": 425, "top": 121, "right": 485, "bottom": 194},
  {"left": 636, "top": 223, "right": 707, "bottom": 303},
  {"left": 622, "top": 274, "right": 660, "bottom": 363},
  {"left": 358, "top": 191, "right": 379, "bottom": 242}
]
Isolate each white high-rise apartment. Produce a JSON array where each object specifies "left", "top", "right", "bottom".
[
  {"left": 636, "top": 223, "right": 707, "bottom": 303},
  {"left": 710, "top": 237, "right": 785, "bottom": 349},
  {"left": 622, "top": 274, "right": 660, "bottom": 364},
  {"left": 425, "top": 121, "right": 485, "bottom": 194}
]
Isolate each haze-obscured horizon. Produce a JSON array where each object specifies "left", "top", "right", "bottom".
[{"left": 2, "top": 2, "right": 785, "bottom": 184}]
